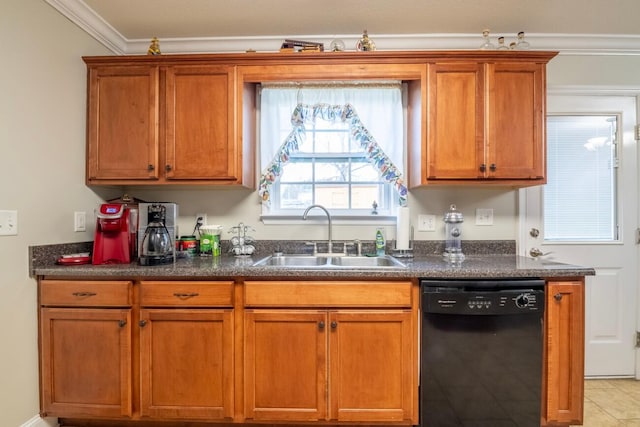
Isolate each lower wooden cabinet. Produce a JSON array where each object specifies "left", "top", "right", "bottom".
[
  {"left": 245, "top": 309, "right": 414, "bottom": 423},
  {"left": 243, "top": 280, "right": 417, "bottom": 424},
  {"left": 244, "top": 310, "right": 327, "bottom": 421},
  {"left": 544, "top": 280, "right": 585, "bottom": 426},
  {"left": 139, "top": 308, "right": 234, "bottom": 419},
  {"left": 329, "top": 310, "right": 414, "bottom": 422},
  {"left": 138, "top": 280, "right": 235, "bottom": 420},
  {"left": 39, "top": 280, "right": 133, "bottom": 418},
  {"left": 38, "top": 277, "right": 584, "bottom": 426}
]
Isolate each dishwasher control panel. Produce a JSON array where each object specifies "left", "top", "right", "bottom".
[{"left": 421, "top": 279, "right": 545, "bottom": 315}]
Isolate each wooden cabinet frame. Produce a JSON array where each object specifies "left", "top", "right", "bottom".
[{"left": 544, "top": 279, "right": 585, "bottom": 426}]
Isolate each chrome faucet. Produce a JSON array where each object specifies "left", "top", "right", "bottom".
[{"left": 302, "top": 204, "right": 333, "bottom": 254}]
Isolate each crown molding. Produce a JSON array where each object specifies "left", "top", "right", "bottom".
[
  {"left": 46, "top": 0, "right": 640, "bottom": 56},
  {"left": 44, "top": 0, "right": 128, "bottom": 54}
]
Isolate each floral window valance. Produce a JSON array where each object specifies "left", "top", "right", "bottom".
[{"left": 258, "top": 103, "right": 408, "bottom": 207}]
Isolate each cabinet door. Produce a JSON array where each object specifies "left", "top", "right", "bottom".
[
  {"left": 487, "top": 62, "right": 545, "bottom": 180},
  {"left": 426, "top": 62, "right": 485, "bottom": 179},
  {"left": 544, "top": 281, "right": 585, "bottom": 425},
  {"left": 164, "top": 65, "right": 238, "bottom": 181},
  {"left": 40, "top": 308, "right": 132, "bottom": 418},
  {"left": 139, "top": 308, "right": 234, "bottom": 420},
  {"left": 329, "top": 310, "right": 414, "bottom": 422},
  {"left": 244, "top": 310, "right": 327, "bottom": 421},
  {"left": 87, "top": 66, "right": 159, "bottom": 181}
]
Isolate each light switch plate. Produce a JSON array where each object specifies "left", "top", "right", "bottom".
[
  {"left": 418, "top": 214, "right": 436, "bottom": 231},
  {"left": 0, "top": 210, "right": 18, "bottom": 236},
  {"left": 475, "top": 208, "right": 494, "bottom": 226},
  {"left": 74, "top": 211, "right": 86, "bottom": 232}
]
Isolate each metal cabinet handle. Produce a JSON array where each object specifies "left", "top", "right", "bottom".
[
  {"left": 118, "top": 320, "right": 127, "bottom": 328},
  {"left": 139, "top": 320, "right": 147, "bottom": 327},
  {"left": 147, "top": 164, "right": 155, "bottom": 171},
  {"left": 331, "top": 321, "right": 338, "bottom": 329},
  {"left": 165, "top": 164, "right": 172, "bottom": 172},
  {"left": 480, "top": 164, "right": 486, "bottom": 172},
  {"left": 318, "top": 321, "right": 325, "bottom": 329},
  {"left": 173, "top": 292, "right": 199, "bottom": 299},
  {"left": 490, "top": 163, "right": 497, "bottom": 172},
  {"left": 72, "top": 292, "right": 97, "bottom": 297},
  {"left": 554, "top": 293, "right": 563, "bottom": 302}
]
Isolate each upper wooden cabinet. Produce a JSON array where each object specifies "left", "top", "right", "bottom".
[
  {"left": 415, "top": 59, "right": 548, "bottom": 185},
  {"left": 164, "top": 65, "right": 238, "bottom": 182},
  {"left": 84, "top": 51, "right": 555, "bottom": 189},
  {"left": 84, "top": 59, "right": 251, "bottom": 187},
  {"left": 86, "top": 65, "right": 160, "bottom": 181}
]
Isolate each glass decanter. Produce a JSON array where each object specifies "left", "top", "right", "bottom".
[
  {"left": 479, "top": 29, "right": 495, "bottom": 50},
  {"left": 496, "top": 36, "right": 509, "bottom": 50},
  {"left": 516, "top": 31, "right": 530, "bottom": 50}
]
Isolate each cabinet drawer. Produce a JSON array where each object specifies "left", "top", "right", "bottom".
[
  {"left": 140, "top": 281, "right": 234, "bottom": 307},
  {"left": 244, "top": 281, "right": 412, "bottom": 307},
  {"left": 40, "top": 280, "right": 132, "bottom": 307}
]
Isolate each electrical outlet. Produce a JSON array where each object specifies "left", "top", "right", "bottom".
[
  {"left": 196, "top": 213, "right": 207, "bottom": 226},
  {"left": 418, "top": 214, "right": 436, "bottom": 232},
  {"left": 74, "top": 211, "right": 86, "bottom": 232},
  {"left": 0, "top": 210, "right": 18, "bottom": 236},
  {"left": 475, "top": 208, "right": 494, "bottom": 226}
]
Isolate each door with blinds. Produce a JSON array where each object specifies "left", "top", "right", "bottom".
[{"left": 521, "top": 94, "right": 638, "bottom": 377}]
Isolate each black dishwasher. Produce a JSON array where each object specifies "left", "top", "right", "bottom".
[{"left": 420, "top": 279, "right": 545, "bottom": 427}]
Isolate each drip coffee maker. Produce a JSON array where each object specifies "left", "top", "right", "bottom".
[{"left": 139, "top": 204, "right": 174, "bottom": 266}]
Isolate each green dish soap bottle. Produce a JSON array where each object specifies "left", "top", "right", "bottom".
[{"left": 375, "top": 228, "right": 385, "bottom": 256}]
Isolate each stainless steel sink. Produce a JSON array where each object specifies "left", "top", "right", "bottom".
[
  {"left": 330, "top": 256, "right": 406, "bottom": 268},
  {"left": 251, "top": 254, "right": 406, "bottom": 269},
  {"left": 252, "top": 255, "right": 331, "bottom": 267}
]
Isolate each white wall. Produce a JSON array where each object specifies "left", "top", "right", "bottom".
[
  {"left": 0, "top": 0, "right": 113, "bottom": 425},
  {"left": 3, "top": 1, "right": 640, "bottom": 425}
]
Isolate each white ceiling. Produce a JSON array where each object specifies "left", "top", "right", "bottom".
[{"left": 46, "top": 0, "right": 640, "bottom": 55}]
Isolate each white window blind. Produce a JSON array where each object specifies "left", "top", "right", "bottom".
[{"left": 544, "top": 115, "right": 618, "bottom": 241}]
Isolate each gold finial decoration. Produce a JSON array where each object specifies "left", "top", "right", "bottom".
[
  {"left": 356, "top": 30, "right": 376, "bottom": 52},
  {"left": 147, "top": 37, "right": 161, "bottom": 55}
]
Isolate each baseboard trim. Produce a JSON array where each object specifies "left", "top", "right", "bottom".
[{"left": 21, "top": 415, "right": 59, "bottom": 427}]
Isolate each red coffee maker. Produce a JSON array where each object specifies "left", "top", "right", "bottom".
[{"left": 92, "top": 203, "right": 133, "bottom": 264}]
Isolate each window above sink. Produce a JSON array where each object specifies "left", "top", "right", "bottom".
[{"left": 258, "top": 82, "right": 407, "bottom": 223}]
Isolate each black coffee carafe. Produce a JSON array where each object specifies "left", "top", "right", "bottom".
[{"left": 139, "top": 204, "right": 174, "bottom": 266}]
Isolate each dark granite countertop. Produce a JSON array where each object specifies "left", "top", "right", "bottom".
[{"left": 30, "top": 240, "right": 595, "bottom": 280}]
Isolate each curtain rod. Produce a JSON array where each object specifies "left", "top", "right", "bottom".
[{"left": 261, "top": 81, "right": 402, "bottom": 89}]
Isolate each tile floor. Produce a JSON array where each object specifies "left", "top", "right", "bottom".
[{"left": 573, "top": 379, "right": 640, "bottom": 426}]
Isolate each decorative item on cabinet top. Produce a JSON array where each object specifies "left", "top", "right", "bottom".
[{"left": 147, "top": 37, "right": 161, "bottom": 55}]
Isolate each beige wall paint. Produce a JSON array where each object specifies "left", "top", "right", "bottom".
[
  {"left": 2, "top": 2, "right": 639, "bottom": 425},
  {"left": 0, "top": 0, "right": 113, "bottom": 424}
]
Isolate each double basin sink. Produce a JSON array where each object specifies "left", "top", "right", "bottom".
[{"left": 252, "top": 254, "right": 407, "bottom": 269}]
